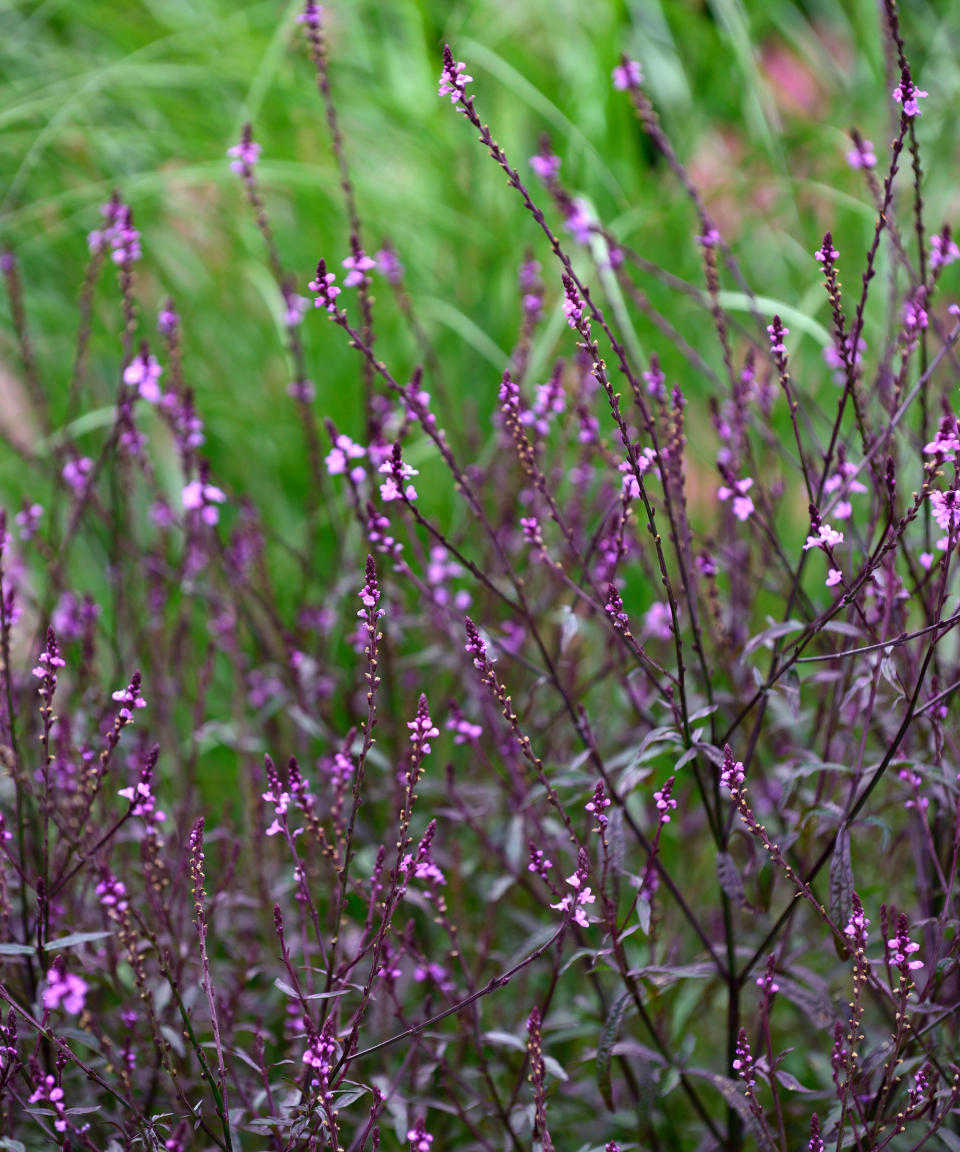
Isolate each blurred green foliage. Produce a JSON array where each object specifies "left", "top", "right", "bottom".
[{"left": 4, "top": 0, "right": 960, "bottom": 512}]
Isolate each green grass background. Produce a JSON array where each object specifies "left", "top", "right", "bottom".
[{"left": 4, "top": 0, "right": 960, "bottom": 531}]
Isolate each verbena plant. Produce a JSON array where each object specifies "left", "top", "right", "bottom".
[{"left": 1, "top": 1, "right": 959, "bottom": 1149}]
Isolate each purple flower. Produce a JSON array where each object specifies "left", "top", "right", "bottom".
[
  {"left": 803, "top": 521, "right": 843, "bottom": 551},
  {"left": 358, "top": 555, "right": 382, "bottom": 614},
  {"left": 930, "top": 489, "right": 960, "bottom": 535},
  {"left": 157, "top": 302, "right": 179, "bottom": 336},
  {"left": 846, "top": 138, "right": 876, "bottom": 169},
  {"left": 326, "top": 433, "right": 366, "bottom": 480},
  {"left": 308, "top": 259, "right": 341, "bottom": 314},
  {"left": 123, "top": 346, "right": 164, "bottom": 403},
  {"left": 717, "top": 476, "right": 754, "bottom": 521},
  {"left": 903, "top": 286, "right": 928, "bottom": 331},
  {"left": 407, "top": 695, "right": 440, "bottom": 754},
  {"left": 87, "top": 194, "right": 141, "bottom": 264},
  {"left": 374, "top": 245, "right": 404, "bottom": 283},
  {"left": 530, "top": 151, "right": 561, "bottom": 182},
  {"left": 644, "top": 601, "right": 673, "bottom": 640},
  {"left": 28, "top": 1074, "right": 68, "bottom": 1133},
  {"left": 407, "top": 1117, "right": 434, "bottom": 1152},
  {"left": 182, "top": 478, "right": 227, "bottom": 524},
  {"left": 227, "top": 123, "right": 261, "bottom": 173},
  {"left": 296, "top": 1, "right": 322, "bottom": 29},
  {"left": 930, "top": 229, "right": 960, "bottom": 271},
  {"left": 653, "top": 777, "right": 677, "bottom": 823},
  {"left": 528, "top": 844, "right": 552, "bottom": 878},
  {"left": 887, "top": 913, "right": 923, "bottom": 972},
  {"left": 720, "top": 745, "right": 745, "bottom": 792},
  {"left": 342, "top": 249, "right": 376, "bottom": 288},
  {"left": 562, "top": 274, "right": 587, "bottom": 331},
  {"left": 287, "top": 378, "right": 315, "bottom": 402},
  {"left": 732, "top": 1027, "right": 756, "bottom": 1089},
  {"left": 62, "top": 456, "right": 93, "bottom": 494},
  {"left": 766, "top": 316, "right": 789, "bottom": 357},
  {"left": 612, "top": 59, "right": 643, "bottom": 90},
  {"left": 924, "top": 416, "right": 960, "bottom": 459},
  {"left": 565, "top": 198, "right": 593, "bottom": 245},
  {"left": 550, "top": 869, "right": 596, "bottom": 928},
  {"left": 378, "top": 443, "right": 418, "bottom": 502},
  {"left": 112, "top": 671, "right": 146, "bottom": 723},
  {"left": 118, "top": 753, "right": 165, "bottom": 823},
  {"left": 438, "top": 46, "right": 472, "bottom": 103},
  {"left": 32, "top": 627, "right": 65, "bottom": 700},
  {"left": 605, "top": 585, "right": 630, "bottom": 632},
  {"left": 96, "top": 873, "right": 129, "bottom": 913},
  {"left": 844, "top": 893, "right": 870, "bottom": 948},
  {"left": 815, "top": 237, "right": 839, "bottom": 263},
  {"left": 15, "top": 502, "right": 43, "bottom": 540},
  {"left": 464, "top": 618, "right": 492, "bottom": 668},
  {"left": 283, "top": 291, "right": 310, "bottom": 327},
  {"left": 892, "top": 71, "right": 928, "bottom": 117}
]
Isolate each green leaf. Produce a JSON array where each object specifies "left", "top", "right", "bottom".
[
  {"left": 483, "top": 1029, "right": 525, "bottom": 1052},
  {"left": 597, "top": 989, "right": 634, "bottom": 1111},
  {"left": 829, "top": 824, "right": 853, "bottom": 937},
  {"left": 0, "top": 944, "right": 35, "bottom": 956},
  {"left": 43, "top": 930, "right": 114, "bottom": 951}
]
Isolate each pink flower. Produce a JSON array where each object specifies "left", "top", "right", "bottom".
[
  {"left": 892, "top": 75, "right": 928, "bottom": 117},
  {"left": 718, "top": 476, "right": 754, "bottom": 521},
  {"left": 124, "top": 349, "right": 164, "bottom": 402},
  {"left": 342, "top": 251, "right": 376, "bottom": 288},
  {"left": 325, "top": 434, "right": 366, "bottom": 480},
  {"left": 530, "top": 152, "right": 561, "bottom": 181},
  {"left": 846, "top": 138, "right": 876, "bottom": 169},
  {"left": 550, "top": 872, "right": 596, "bottom": 927},
  {"left": 803, "top": 522, "right": 843, "bottom": 551},
  {"left": 43, "top": 965, "right": 89, "bottom": 1014},
  {"left": 438, "top": 49, "right": 472, "bottom": 103},
  {"left": 612, "top": 59, "right": 643, "bottom": 90},
  {"left": 182, "top": 479, "right": 227, "bottom": 525}
]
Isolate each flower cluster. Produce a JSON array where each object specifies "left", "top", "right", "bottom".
[
  {"left": 378, "top": 443, "right": 419, "bottom": 502},
  {"left": 653, "top": 777, "right": 677, "bottom": 824},
  {"left": 438, "top": 46, "right": 472, "bottom": 104},
  {"left": 550, "top": 855, "right": 596, "bottom": 928},
  {"left": 732, "top": 1027, "right": 756, "bottom": 1090},
  {"left": 342, "top": 249, "right": 375, "bottom": 287},
  {"left": 407, "top": 1117, "right": 434, "bottom": 1152},
  {"left": 561, "top": 274, "right": 587, "bottom": 333},
  {"left": 87, "top": 194, "right": 141, "bottom": 263},
  {"left": 612, "top": 59, "right": 643, "bottom": 90},
  {"left": 308, "top": 259, "right": 341, "bottom": 314},
  {"left": 585, "top": 781, "right": 610, "bottom": 830},
  {"left": 717, "top": 475, "right": 754, "bottom": 521},
  {"left": 407, "top": 695, "right": 439, "bottom": 755},
  {"left": 182, "top": 475, "right": 227, "bottom": 525},
  {"left": 227, "top": 123, "right": 261, "bottom": 174},
  {"left": 887, "top": 913, "right": 923, "bottom": 974},
  {"left": 892, "top": 69, "right": 928, "bottom": 117},
  {"left": 123, "top": 345, "right": 164, "bottom": 403},
  {"left": 32, "top": 627, "right": 65, "bottom": 701},
  {"left": 720, "top": 745, "right": 745, "bottom": 792},
  {"left": 43, "top": 960, "right": 89, "bottom": 1015},
  {"left": 326, "top": 433, "right": 366, "bottom": 481},
  {"left": 112, "top": 671, "right": 146, "bottom": 723}
]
